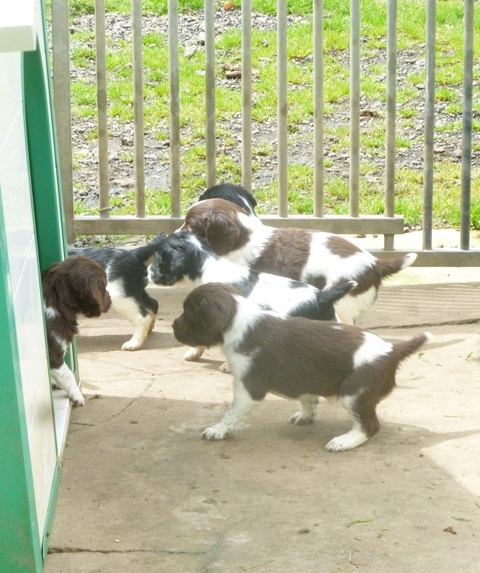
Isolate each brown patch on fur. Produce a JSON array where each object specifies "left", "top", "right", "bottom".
[
  {"left": 252, "top": 228, "right": 312, "bottom": 282},
  {"left": 180, "top": 199, "right": 251, "bottom": 255},
  {"left": 326, "top": 235, "right": 363, "bottom": 257},
  {"left": 237, "top": 316, "right": 364, "bottom": 400}
]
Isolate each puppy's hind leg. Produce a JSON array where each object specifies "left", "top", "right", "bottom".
[
  {"left": 142, "top": 291, "right": 159, "bottom": 333},
  {"left": 290, "top": 394, "right": 318, "bottom": 425},
  {"left": 202, "top": 379, "right": 257, "bottom": 440},
  {"left": 50, "top": 363, "right": 84, "bottom": 407},
  {"left": 112, "top": 295, "right": 152, "bottom": 351},
  {"left": 325, "top": 395, "right": 378, "bottom": 452}
]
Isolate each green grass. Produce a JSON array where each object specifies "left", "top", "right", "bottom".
[{"left": 56, "top": 0, "right": 480, "bottom": 229}]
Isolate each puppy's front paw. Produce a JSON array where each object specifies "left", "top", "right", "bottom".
[
  {"left": 184, "top": 346, "right": 205, "bottom": 361},
  {"left": 290, "top": 411, "right": 315, "bottom": 425},
  {"left": 325, "top": 429, "right": 368, "bottom": 452},
  {"left": 122, "top": 339, "right": 142, "bottom": 351},
  {"left": 70, "top": 390, "right": 85, "bottom": 408},
  {"left": 202, "top": 424, "right": 231, "bottom": 441},
  {"left": 218, "top": 361, "right": 231, "bottom": 373}
]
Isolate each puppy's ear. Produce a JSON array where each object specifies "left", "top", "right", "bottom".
[
  {"left": 42, "top": 264, "right": 74, "bottom": 308},
  {"left": 204, "top": 211, "right": 241, "bottom": 256},
  {"left": 75, "top": 261, "right": 112, "bottom": 317},
  {"left": 193, "top": 297, "right": 232, "bottom": 337},
  {"left": 188, "top": 284, "right": 238, "bottom": 338}
]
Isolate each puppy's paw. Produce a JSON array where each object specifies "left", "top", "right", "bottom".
[
  {"left": 325, "top": 429, "right": 368, "bottom": 452},
  {"left": 70, "top": 390, "right": 85, "bottom": 408},
  {"left": 202, "top": 424, "right": 231, "bottom": 441},
  {"left": 290, "top": 411, "right": 315, "bottom": 425},
  {"left": 121, "top": 339, "right": 143, "bottom": 351},
  {"left": 184, "top": 346, "right": 205, "bottom": 361},
  {"left": 218, "top": 361, "right": 231, "bottom": 373}
]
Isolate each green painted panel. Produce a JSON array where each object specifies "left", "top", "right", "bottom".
[
  {"left": 23, "top": 44, "right": 66, "bottom": 272},
  {"left": 0, "top": 195, "right": 42, "bottom": 572}
]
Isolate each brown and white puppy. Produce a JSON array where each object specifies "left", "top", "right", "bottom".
[
  {"left": 178, "top": 192, "right": 417, "bottom": 324},
  {"left": 173, "top": 283, "right": 432, "bottom": 452},
  {"left": 42, "top": 256, "right": 112, "bottom": 406}
]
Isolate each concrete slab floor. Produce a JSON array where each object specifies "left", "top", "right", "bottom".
[{"left": 44, "top": 274, "right": 480, "bottom": 573}]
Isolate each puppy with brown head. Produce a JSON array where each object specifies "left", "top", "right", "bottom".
[
  {"left": 178, "top": 185, "right": 418, "bottom": 324},
  {"left": 43, "top": 256, "right": 112, "bottom": 406},
  {"left": 173, "top": 283, "right": 432, "bottom": 452}
]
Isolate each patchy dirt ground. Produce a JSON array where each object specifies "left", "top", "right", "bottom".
[{"left": 45, "top": 283, "right": 480, "bottom": 573}]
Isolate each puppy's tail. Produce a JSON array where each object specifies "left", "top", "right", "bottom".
[
  {"left": 393, "top": 332, "right": 433, "bottom": 363},
  {"left": 130, "top": 232, "right": 167, "bottom": 262},
  {"left": 375, "top": 252, "right": 417, "bottom": 280},
  {"left": 320, "top": 280, "right": 357, "bottom": 306}
]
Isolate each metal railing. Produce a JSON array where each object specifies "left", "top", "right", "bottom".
[{"left": 51, "top": 0, "right": 478, "bottom": 265}]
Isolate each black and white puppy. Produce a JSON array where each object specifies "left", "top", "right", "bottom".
[
  {"left": 179, "top": 185, "right": 417, "bottom": 324},
  {"left": 69, "top": 232, "right": 165, "bottom": 350},
  {"left": 148, "top": 232, "right": 355, "bottom": 361},
  {"left": 42, "top": 256, "right": 112, "bottom": 406},
  {"left": 173, "top": 283, "right": 432, "bottom": 451},
  {"left": 199, "top": 182, "right": 257, "bottom": 215}
]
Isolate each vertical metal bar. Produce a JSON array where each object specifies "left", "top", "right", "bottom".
[
  {"left": 95, "top": 0, "right": 109, "bottom": 218},
  {"left": 384, "top": 0, "right": 397, "bottom": 251},
  {"left": 460, "top": 0, "right": 474, "bottom": 251},
  {"left": 242, "top": 0, "right": 252, "bottom": 191},
  {"left": 51, "top": 0, "right": 74, "bottom": 243},
  {"left": 313, "top": 0, "right": 324, "bottom": 217},
  {"left": 422, "top": 0, "right": 436, "bottom": 250},
  {"left": 168, "top": 0, "right": 181, "bottom": 216},
  {"left": 277, "top": 0, "right": 288, "bottom": 217},
  {"left": 132, "top": 0, "right": 145, "bottom": 218},
  {"left": 349, "top": 0, "right": 360, "bottom": 217},
  {"left": 205, "top": 0, "right": 216, "bottom": 188}
]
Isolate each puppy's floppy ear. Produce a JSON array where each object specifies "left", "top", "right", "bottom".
[
  {"left": 204, "top": 210, "right": 242, "bottom": 256},
  {"left": 191, "top": 296, "right": 232, "bottom": 337},
  {"left": 50, "top": 256, "right": 111, "bottom": 317},
  {"left": 73, "top": 259, "right": 111, "bottom": 317},
  {"left": 186, "top": 283, "right": 238, "bottom": 338}
]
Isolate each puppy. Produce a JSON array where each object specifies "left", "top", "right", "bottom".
[
  {"left": 148, "top": 232, "right": 355, "bottom": 362},
  {"left": 173, "top": 283, "right": 432, "bottom": 451},
  {"left": 199, "top": 182, "right": 257, "bottom": 215},
  {"left": 69, "top": 232, "right": 165, "bottom": 350},
  {"left": 42, "top": 256, "right": 112, "bottom": 406},
  {"left": 179, "top": 186, "right": 417, "bottom": 324}
]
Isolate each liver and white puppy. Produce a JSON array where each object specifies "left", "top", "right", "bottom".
[
  {"left": 148, "top": 232, "right": 355, "bottom": 361},
  {"left": 173, "top": 283, "right": 431, "bottom": 452},
  {"left": 42, "top": 256, "right": 112, "bottom": 406},
  {"left": 69, "top": 232, "right": 165, "bottom": 350},
  {"left": 179, "top": 188, "right": 417, "bottom": 324}
]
